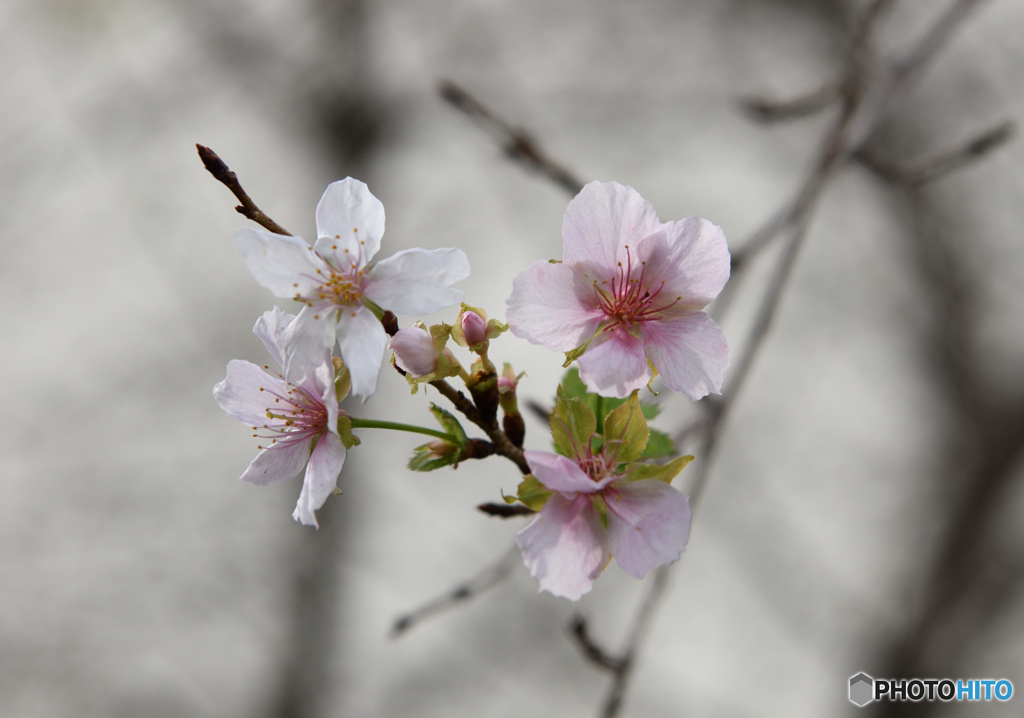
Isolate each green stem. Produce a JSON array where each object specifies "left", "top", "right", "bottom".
[
  {"left": 594, "top": 395, "right": 605, "bottom": 434},
  {"left": 349, "top": 417, "right": 454, "bottom": 442}
]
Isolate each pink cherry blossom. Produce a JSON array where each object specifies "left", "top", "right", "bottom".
[
  {"left": 515, "top": 450, "right": 691, "bottom": 601},
  {"left": 214, "top": 307, "right": 346, "bottom": 528},
  {"left": 506, "top": 181, "right": 730, "bottom": 399},
  {"left": 389, "top": 326, "right": 443, "bottom": 377},
  {"left": 235, "top": 178, "right": 470, "bottom": 400},
  {"left": 460, "top": 310, "right": 488, "bottom": 346}
]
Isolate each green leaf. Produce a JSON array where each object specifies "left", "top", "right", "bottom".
[
  {"left": 602, "top": 392, "right": 648, "bottom": 464},
  {"left": 408, "top": 441, "right": 461, "bottom": 472},
  {"left": 641, "top": 429, "right": 676, "bottom": 459},
  {"left": 622, "top": 455, "right": 695, "bottom": 484},
  {"left": 640, "top": 403, "right": 660, "bottom": 420},
  {"left": 551, "top": 386, "right": 596, "bottom": 457},
  {"left": 429, "top": 404, "right": 467, "bottom": 452},
  {"left": 514, "top": 474, "right": 553, "bottom": 512},
  {"left": 559, "top": 367, "right": 588, "bottom": 399}
]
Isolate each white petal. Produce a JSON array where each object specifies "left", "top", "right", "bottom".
[
  {"left": 515, "top": 493, "right": 609, "bottom": 601},
  {"left": 239, "top": 438, "right": 311, "bottom": 486},
  {"left": 235, "top": 228, "right": 326, "bottom": 298},
  {"left": 642, "top": 313, "right": 729, "bottom": 400},
  {"left": 577, "top": 329, "right": 650, "bottom": 399},
  {"left": 524, "top": 451, "right": 601, "bottom": 495},
  {"left": 281, "top": 305, "right": 337, "bottom": 386},
  {"left": 292, "top": 432, "right": 346, "bottom": 527},
  {"left": 606, "top": 480, "right": 691, "bottom": 579},
  {"left": 506, "top": 260, "right": 605, "bottom": 352},
  {"left": 389, "top": 326, "right": 439, "bottom": 377},
  {"left": 214, "top": 360, "right": 288, "bottom": 425},
  {"left": 252, "top": 307, "right": 297, "bottom": 368},
  {"left": 562, "top": 181, "right": 662, "bottom": 277},
  {"left": 364, "top": 247, "right": 469, "bottom": 315},
  {"left": 314, "top": 178, "right": 384, "bottom": 268},
  {"left": 313, "top": 362, "right": 340, "bottom": 437},
  {"left": 336, "top": 305, "right": 389, "bottom": 400}
]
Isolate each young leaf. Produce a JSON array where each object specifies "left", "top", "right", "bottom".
[
  {"left": 429, "top": 403, "right": 467, "bottom": 452},
  {"left": 641, "top": 429, "right": 676, "bottom": 459},
  {"left": 408, "top": 441, "right": 462, "bottom": 472},
  {"left": 603, "top": 392, "right": 648, "bottom": 464},
  {"left": 623, "top": 455, "right": 695, "bottom": 484},
  {"left": 514, "top": 474, "right": 554, "bottom": 512},
  {"left": 551, "top": 386, "right": 596, "bottom": 457}
]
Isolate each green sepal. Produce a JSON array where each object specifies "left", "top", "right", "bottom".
[
  {"left": 622, "top": 455, "right": 695, "bottom": 485},
  {"left": 333, "top": 358, "right": 352, "bottom": 402},
  {"left": 641, "top": 429, "right": 676, "bottom": 459},
  {"left": 408, "top": 441, "right": 461, "bottom": 472},
  {"left": 336, "top": 414, "right": 361, "bottom": 449},
  {"left": 551, "top": 385, "right": 596, "bottom": 458},
  {"left": 562, "top": 340, "right": 592, "bottom": 368},
  {"left": 509, "top": 474, "right": 553, "bottom": 512},
  {"left": 602, "top": 392, "right": 649, "bottom": 464}
]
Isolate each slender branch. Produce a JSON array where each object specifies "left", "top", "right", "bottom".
[
  {"left": 439, "top": 80, "right": 586, "bottom": 196},
  {"left": 196, "top": 144, "right": 293, "bottom": 236},
  {"left": 391, "top": 545, "right": 521, "bottom": 637},
  {"left": 568, "top": 615, "right": 625, "bottom": 672},
  {"left": 477, "top": 502, "right": 535, "bottom": 518},
  {"left": 856, "top": 120, "right": 1016, "bottom": 185},
  {"left": 741, "top": 82, "right": 841, "bottom": 123}
]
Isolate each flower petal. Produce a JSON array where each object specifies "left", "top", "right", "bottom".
[
  {"left": 335, "top": 304, "right": 389, "bottom": 400},
  {"left": 252, "top": 307, "right": 297, "bottom": 369},
  {"left": 214, "top": 360, "right": 288, "bottom": 425},
  {"left": 239, "top": 437, "right": 312, "bottom": 486},
  {"left": 282, "top": 305, "right": 337, "bottom": 386},
  {"left": 389, "top": 326, "right": 439, "bottom": 377},
  {"left": 313, "top": 362, "right": 340, "bottom": 438},
  {"left": 292, "top": 432, "right": 347, "bottom": 527},
  {"left": 562, "top": 181, "right": 662, "bottom": 277},
  {"left": 506, "top": 260, "right": 605, "bottom": 352},
  {"left": 364, "top": 247, "right": 469, "bottom": 315},
  {"left": 638, "top": 217, "right": 730, "bottom": 312},
  {"left": 606, "top": 479, "right": 691, "bottom": 579},
  {"left": 515, "top": 493, "right": 609, "bottom": 601},
  {"left": 577, "top": 329, "right": 650, "bottom": 399},
  {"left": 524, "top": 451, "right": 602, "bottom": 495},
  {"left": 235, "top": 228, "right": 326, "bottom": 297},
  {"left": 642, "top": 313, "right": 728, "bottom": 400},
  {"left": 313, "top": 178, "right": 385, "bottom": 269}
]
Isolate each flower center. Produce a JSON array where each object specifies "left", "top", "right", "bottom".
[
  {"left": 251, "top": 377, "right": 329, "bottom": 450},
  {"left": 592, "top": 245, "right": 681, "bottom": 329},
  {"left": 294, "top": 243, "right": 367, "bottom": 312}
]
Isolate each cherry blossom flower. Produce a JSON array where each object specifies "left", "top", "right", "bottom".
[
  {"left": 515, "top": 449, "right": 692, "bottom": 601},
  {"left": 214, "top": 307, "right": 351, "bottom": 528},
  {"left": 235, "top": 178, "right": 470, "bottom": 400},
  {"left": 506, "top": 181, "right": 730, "bottom": 399}
]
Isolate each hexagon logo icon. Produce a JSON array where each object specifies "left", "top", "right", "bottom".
[{"left": 849, "top": 673, "right": 874, "bottom": 707}]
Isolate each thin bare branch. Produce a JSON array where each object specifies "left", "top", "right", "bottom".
[
  {"left": 568, "top": 615, "right": 625, "bottom": 672},
  {"left": 742, "top": 82, "right": 841, "bottom": 123},
  {"left": 439, "top": 80, "right": 586, "bottom": 196},
  {"left": 196, "top": 144, "right": 293, "bottom": 236},
  {"left": 477, "top": 502, "right": 535, "bottom": 518},
  {"left": 857, "top": 120, "right": 1015, "bottom": 185},
  {"left": 391, "top": 545, "right": 521, "bottom": 637}
]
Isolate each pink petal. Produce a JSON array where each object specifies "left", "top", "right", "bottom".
[
  {"left": 234, "top": 228, "right": 326, "bottom": 298},
  {"left": 292, "top": 432, "right": 347, "bottom": 527},
  {"left": 577, "top": 329, "right": 650, "bottom": 399},
  {"left": 389, "top": 326, "right": 439, "bottom": 377},
  {"left": 313, "top": 178, "right": 384, "bottom": 268},
  {"left": 214, "top": 360, "right": 289, "bottom": 425},
  {"left": 364, "top": 247, "right": 469, "bottom": 315},
  {"left": 524, "top": 451, "right": 602, "bottom": 495},
  {"left": 335, "top": 304, "right": 389, "bottom": 400},
  {"left": 239, "top": 437, "right": 312, "bottom": 486},
  {"left": 638, "top": 217, "right": 730, "bottom": 312},
  {"left": 562, "top": 181, "right": 662, "bottom": 278},
  {"left": 641, "top": 313, "right": 728, "bottom": 400},
  {"left": 506, "top": 260, "right": 604, "bottom": 352},
  {"left": 515, "top": 493, "right": 609, "bottom": 601},
  {"left": 606, "top": 479, "right": 691, "bottom": 579}
]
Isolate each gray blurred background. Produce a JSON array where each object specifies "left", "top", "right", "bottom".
[{"left": 3, "top": 0, "right": 1024, "bottom": 716}]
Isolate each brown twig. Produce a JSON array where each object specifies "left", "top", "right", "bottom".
[
  {"left": 568, "top": 615, "right": 625, "bottom": 672},
  {"left": 439, "top": 80, "right": 585, "bottom": 196},
  {"left": 741, "top": 82, "right": 842, "bottom": 122},
  {"left": 391, "top": 545, "right": 521, "bottom": 637},
  {"left": 477, "top": 502, "right": 535, "bottom": 518},
  {"left": 196, "top": 144, "right": 293, "bottom": 236}
]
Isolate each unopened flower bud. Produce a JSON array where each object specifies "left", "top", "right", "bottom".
[
  {"left": 389, "top": 326, "right": 439, "bottom": 377},
  {"left": 461, "top": 310, "right": 488, "bottom": 346}
]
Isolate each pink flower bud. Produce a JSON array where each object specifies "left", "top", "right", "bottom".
[
  {"left": 389, "top": 326, "right": 439, "bottom": 377},
  {"left": 461, "top": 310, "right": 488, "bottom": 346}
]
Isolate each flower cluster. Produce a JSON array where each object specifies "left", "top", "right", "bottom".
[{"left": 213, "top": 173, "right": 728, "bottom": 597}]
